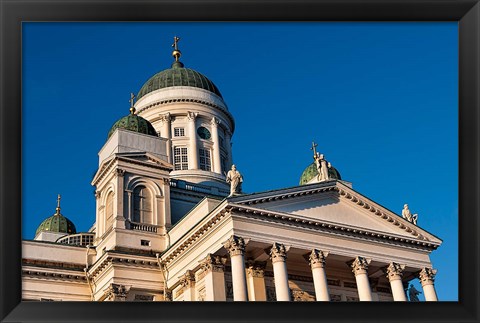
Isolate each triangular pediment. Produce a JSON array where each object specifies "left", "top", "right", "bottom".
[{"left": 229, "top": 181, "right": 441, "bottom": 245}]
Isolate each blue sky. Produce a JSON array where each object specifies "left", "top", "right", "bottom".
[{"left": 22, "top": 22, "right": 458, "bottom": 301}]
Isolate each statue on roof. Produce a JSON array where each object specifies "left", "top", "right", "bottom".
[
  {"left": 226, "top": 164, "right": 243, "bottom": 196},
  {"left": 408, "top": 284, "right": 421, "bottom": 301},
  {"left": 311, "top": 142, "right": 329, "bottom": 182},
  {"left": 402, "top": 204, "right": 418, "bottom": 225}
]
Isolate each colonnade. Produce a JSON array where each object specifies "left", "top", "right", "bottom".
[{"left": 177, "top": 235, "right": 439, "bottom": 302}]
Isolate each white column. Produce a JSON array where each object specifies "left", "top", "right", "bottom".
[
  {"left": 349, "top": 256, "right": 373, "bottom": 301},
  {"left": 113, "top": 168, "right": 126, "bottom": 229},
  {"left": 223, "top": 235, "right": 248, "bottom": 301},
  {"left": 179, "top": 270, "right": 196, "bottom": 301},
  {"left": 385, "top": 262, "right": 407, "bottom": 301},
  {"left": 200, "top": 254, "right": 227, "bottom": 301},
  {"left": 160, "top": 113, "right": 172, "bottom": 164},
  {"left": 210, "top": 117, "right": 222, "bottom": 174},
  {"left": 246, "top": 261, "right": 267, "bottom": 301},
  {"left": 418, "top": 267, "right": 438, "bottom": 301},
  {"left": 268, "top": 242, "right": 291, "bottom": 301},
  {"left": 308, "top": 249, "right": 330, "bottom": 301},
  {"left": 187, "top": 111, "right": 198, "bottom": 169},
  {"left": 224, "top": 130, "right": 233, "bottom": 168}
]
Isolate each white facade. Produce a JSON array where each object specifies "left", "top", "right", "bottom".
[{"left": 22, "top": 48, "right": 442, "bottom": 302}]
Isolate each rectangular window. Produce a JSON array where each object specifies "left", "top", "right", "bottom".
[
  {"left": 221, "top": 156, "right": 227, "bottom": 174},
  {"left": 174, "top": 127, "right": 185, "bottom": 137},
  {"left": 199, "top": 148, "right": 211, "bottom": 171},
  {"left": 174, "top": 146, "right": 188, "bottom": 170},
  {"left": 141, "top": 239, "right": 151, "bottom": 246}
]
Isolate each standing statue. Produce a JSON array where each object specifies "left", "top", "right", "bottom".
[
  {"left": 226, "top": 164, "right": 243, "bottom": 196},
  {"left": 314, "top": 152, "right": 329, "bottom": 181},
  {"left": 408, "top": 284, "right": 422, "bottom": 302},
  {"left": 402, "top": 204, "right": 418, "bottom": 225}
]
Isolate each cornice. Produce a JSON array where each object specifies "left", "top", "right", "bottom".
[
  {"left": 88, "top": 253, "right": 159, "bottom": 279},
  {"left": 226, "top": 204, "right": 440, "bottom": 250},
  {"left": 137, "top": 97, "right": 235, "bottom": 132}
]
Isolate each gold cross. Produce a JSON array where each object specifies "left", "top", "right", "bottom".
[
  {"left": 172, "top": 36, "right": 180, "bottom": 50},
  {"left": 310, "top": 141, "right": 318, "bottom": 156},
  {"left": 129, "top": 92, "right": 135, "bottom": 108}
]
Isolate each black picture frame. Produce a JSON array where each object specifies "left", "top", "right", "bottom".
[{"left": 1, "top": 1, "right": 478, "bottom": 322}]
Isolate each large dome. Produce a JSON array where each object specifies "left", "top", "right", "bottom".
[
  {"left": 137, "top": 61, "right": 223, "bottom": 100},
  {"left": 108, "top": 112, "right": 158, "bottom": 139},
  {"left": 299, "top": 163, "right": 342, "bottom": 185}
]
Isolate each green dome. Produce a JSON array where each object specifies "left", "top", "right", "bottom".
[
  {"left": 137, "top": 62, "right": 223, "bottom": 100},
  {"left": 35, "top": 213, "right": 77, "bottom": 236},
  {"left": 299, "top": 163, "right": 342, "bottom": 185},
  {"left": 108, "top": 113, "right": 158, "bottom": 139}
]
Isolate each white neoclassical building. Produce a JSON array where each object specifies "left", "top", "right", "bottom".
[{"left": 22, "top": 38, "right": 442, "bottom": 302}]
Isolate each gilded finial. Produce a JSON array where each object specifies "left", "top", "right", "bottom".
[
  {"left": 172, "top": 36, "right": 181, "bottom": 62},
  {"left": 55, "top": 194, "right": 61, "bottom": 215},
  {"left": 129, "top": 92, "right": 136, "bottom": 114}
]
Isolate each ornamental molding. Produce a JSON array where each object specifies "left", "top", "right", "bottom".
[
  {"left": 22, "top": 269, "right": 87, "bottom": 282},
  {"left": 200, "top": 254, "right": 227, "bottom": 273},
  {"left": 307, "top": 249, "right": 329, "bottom": 269},
  {"left": 268, "top": 242, "right": 288, "bottom": 263},
  {"left": 230, "top": 181, "right": 437, "bottom": 244},
  {"left": 136, "top": 97, "right": 235, "bottom": 132},
  {"left": 161, "top": 209, "right": 230, "bottom": 265},
  {"left": 223, "top": 235, "right": 247, "bottom": 257},
  {"left": 384, "top": 262, "right": 406, "bottom": 282},
  {"left": 88, "top": 254, "right": 159, "bottom": 280},
  {"left": 227, "top": 203, "right": 439, "bottom": 251},
  {"left": 349, "top": 256, "right": 371, "bottom": 276},
  {"left": 418, "top": 267, "right": 437, "bottom": 286}
]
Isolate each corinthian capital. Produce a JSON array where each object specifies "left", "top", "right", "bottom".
[
  {"left": 349, "top": 256, "right": 371, "bottom": 276},
  {"left": 308, "top": 249, "right": 329, "bottom": 269},
  {"left": 200, "top": 254, "right": 227, "bottom": 273},
  {"left": 179, "top": 270, "right": 195, "bottom": 288},
  {"left": 268, "top": 242, "right": 288, "bottom": 263},
  {"left": 211, "top": 116, "right": 221, "bottom": 126},
  {"left": 159, "top": 112, "right": 171, "bottom": 124},
  {"left": 418, "top": 267, "right": 437, "bottom": 286},
  {"left": 223, "top": 235, "right": 247, "bottom": 257},
  {"left": 105, "top": 283, "right": 130, "bottom": 301},
  {"left": 246, "top": 260, "right": 266, "bottom": 278},
  {"left": 384, "top": 262, "right": 405, "bottom": 282},
  {"left": 187, "top": 111, "right": 198, "bottom": 121}
]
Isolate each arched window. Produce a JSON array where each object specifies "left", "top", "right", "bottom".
[
  {"left": 105, "top": 192, "right": 114, "bottom": 229},
  {"left": 133, "top": 186, "right": 153, "bottom": 224}
]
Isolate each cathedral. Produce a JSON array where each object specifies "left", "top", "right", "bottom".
[{"left": 22, "top": 38, "right": 442, "bottom": 302}]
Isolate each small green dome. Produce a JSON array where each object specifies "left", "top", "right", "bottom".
[
  {"left": 137, "top": 62, "right": 223, "bottom": 101},
  {"left": 35, "top": 196, "right": 76, "bottom": 237},
  {"left": 299, "top": 163, "right": 342, "bottom": 185},
  {"left": 108, "top": 113, "right": 158, "bottom": 139}
]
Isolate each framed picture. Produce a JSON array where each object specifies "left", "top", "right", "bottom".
[{"left": 1, "top": 1, "right": 478, "bottom": 322}]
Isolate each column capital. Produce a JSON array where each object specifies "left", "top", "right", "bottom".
[
  {"left": 114, "top": 168, "right": 125, "bottom": 177},
  {"left": 179, "top": 270, "right": 195, "bottom": 289},
  {"left": 384, "top": 262, "right": 406, "bottom": 282},
  {"left": 246, "top": 260, "right": 267, "bottom": 278},
  {"left": 418, "top": 267, "right": 437, "bottom": 286},
  {"left": 200, "top": 253, "right": 227, "bottom": 273},
  {"left": 267, "top": 242, "right": 289, "bottom": 263},
  {"left": 187, "top": 111, "right": 198, "bottom": 121},
  {"left": 349, "top": 256, "right": 371, "bottom": 276},
  {"left": 164, "top": 289, "right": 172, "bottom": 301},
  {"left": 211, "top": 116, "right": 221, "bottom": 126},
  {"left": 223, "top": 235, "right": 247, "bottom": 257},
  {"left": 159, "top": 112, "right": 171, "bottom": 123},
  {"left": 307, "top": 249, "right": 329, "bottom": 269},
  {"left": 105, "top": 283, "right": 130, "bottom": 301}
]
